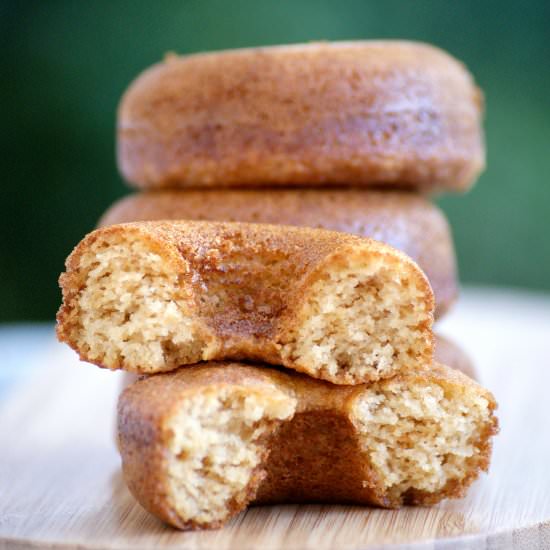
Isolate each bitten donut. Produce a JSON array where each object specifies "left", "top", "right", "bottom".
[
  {"left": 99, "top": 189, "right": 458, "bottom": 317},
  {"left": 56, "top": 221, "right": 434, "bottom": 384},
  {"left": 117, "top": 362, "right": 498, "bottom": 530},
  {"left": 118, "top": 41, "right": 485, "bottom": 192}
]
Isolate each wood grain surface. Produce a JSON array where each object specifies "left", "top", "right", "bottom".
[{"left": 1, "top": 288, "right": 549, "bottom": 549}]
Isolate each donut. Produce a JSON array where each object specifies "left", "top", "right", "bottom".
[
  {"left": 99, "top": 189, "right": 457, "bottom": 318},
  {"left": 117, "top": 362, "right": 498, "bottom": 530},
  {"left": 117, "top": 41, "right": 484, "bottom": 191},
  {"left": 56, "top": 220, "right": 434, "bottom": 384}
]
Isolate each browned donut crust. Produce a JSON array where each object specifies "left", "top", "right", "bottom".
[
  {"left": 99, "top": 189, "right": 457, "bottom": 317},
  {"left": 118, "top": 362, "right": 497, "bottom": 530},
  {"left": 57, "top": 220, "right": 434, "bottom": 384},
  {"left": 117, "top": 41, "right": 485, "bottom": 192}
]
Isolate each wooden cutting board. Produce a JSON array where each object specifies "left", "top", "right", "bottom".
[{"left": 1, "top": 288, "right": 550, "bottom": 549}]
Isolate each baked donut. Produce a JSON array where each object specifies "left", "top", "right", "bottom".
[
  {"left": 99, "top": 189, "right": 457, "bottom": 318},
  {"left": 118, "top": 41, "right": 485, "bottom": 192},
  {"left": 117, "top": 362, "right": 498, "bottom": 530},
  {"left": 57, "top": 220, "right": 434, "bottom": 384}
]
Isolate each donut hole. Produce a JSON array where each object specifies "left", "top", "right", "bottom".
[
  {"left": 352, "top": 379, "right": 492, "bottom": 501},
  {"left": 280, "top": 256, "right": 432, "bottom": 384},
  {"left": 165, "top": 387, "right": 295, "bottom": 527}
]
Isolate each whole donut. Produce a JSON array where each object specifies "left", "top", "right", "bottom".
[{"left": 118, "top": 41, "right": 485, "bottom": 191}]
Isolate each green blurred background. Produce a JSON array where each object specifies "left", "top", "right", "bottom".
[{"left": 2, "top": 0, "right": 549, "bottom": 321}]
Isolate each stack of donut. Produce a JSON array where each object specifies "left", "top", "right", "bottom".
[{"left": 56, "top": 41, "right": 497, "bottom": 530}]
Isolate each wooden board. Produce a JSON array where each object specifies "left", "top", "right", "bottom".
[{"left": 1, "top": 288, "right": 550, "bottom": 549}]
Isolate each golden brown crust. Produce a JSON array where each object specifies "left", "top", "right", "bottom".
[
  {"left": 99, "top": 189, "right": 457, "bottom": 318},
  {"left": 118, "top": 362, "right": 498, "bottom": 529},
  {"left": 118, "top": 41, "right": 484, "bottom": 192},
  {"left": 57, "top": 220, "right": 434, "bottom": 384}
]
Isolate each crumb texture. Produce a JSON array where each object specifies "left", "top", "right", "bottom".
[
  {"left": 280, "top": 259, "right": 432, "bottom": 384},
  {"left": 165, "top": 387, "right": 295, "bottom": 525},
  {"left": 76, "top": 235, "right": 206, "bottom": 372},
  {"left": 353, "top": 379, "right": 491, "bottom": 499}
]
